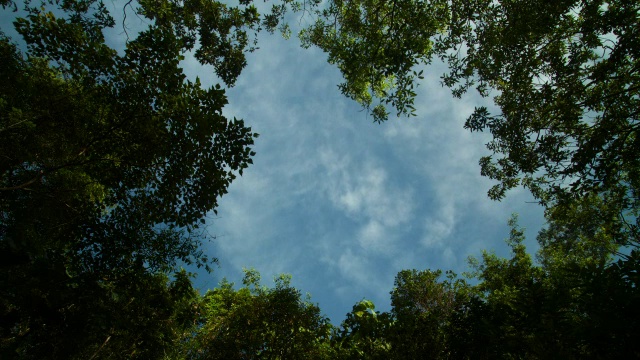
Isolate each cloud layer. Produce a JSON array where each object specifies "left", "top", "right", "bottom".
[{"left": 183, "top": 33, "right": 545, "bottom": 322}]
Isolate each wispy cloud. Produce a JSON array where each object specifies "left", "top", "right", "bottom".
[{"left": 319, "top": 148, "right": 414, "bottom": 238}]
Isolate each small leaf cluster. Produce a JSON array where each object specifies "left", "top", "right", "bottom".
[{"left": 298, "top": 0, "right": 447, "bottom": 122}]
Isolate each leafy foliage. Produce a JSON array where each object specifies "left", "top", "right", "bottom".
[
  {"left": 2, "top": 0, "right": 639, "bottom": 358},
  {"left": 186, "top": 269, "right": 333, "bottom": 360},
  {"left": 298, "top": 0, "right": 447, "bottom": 122},
  {"left": 332, "top": 300, "right": 391, "bottom": 359},
  {"left": 388, "top": 269, "right": 472, "bottom": 359},
  {"left": 443, "top": 1, "right": 640, "bottom": 254},
  {"left": 0, "top": 0, "right": 296, "bottom": 357},
  {"left": 339, "top": 215, "right": 639, "bottom": 359},
  {"left": 1, "top": 0, "right": 260, "bottom": 273},
  {"left": 1, "top": 265, "right": 200, "bottom": 359}
]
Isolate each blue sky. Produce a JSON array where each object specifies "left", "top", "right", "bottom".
[
  {"left": 181, "top": 31, "right": 546, "bottom": 322},
  {"left": 1, "top": 1, "right": 546, "bottom": 324}
]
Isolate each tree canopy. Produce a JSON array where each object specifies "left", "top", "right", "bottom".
[
  {"left": 185, "top": 269, "right": 333, "bottom": 359},
  {"left": 330, "top": 216, "right": 639, "bottom": 359},
  {"left": 1, "top": 0, "right": 265, "bottom": 356},
  {"left": 1, "top": 0, "right": 639, "bottom": 358}
]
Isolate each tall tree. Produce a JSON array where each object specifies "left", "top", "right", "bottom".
[
  {"left": 465, "top": 215, "right": 640, "bottom": 358},
  {"left": 332, "top": 300, "right": 392, "bottom": 360},
  {"left": 1, "top": 0, "right": 262, "bottom": 275},
  {"left": 388, "top": 269, "right": 476, "bottom": 359},
  {"left": 0, "top": 0, "right": 289, "bottom": 357},
  {"left": 375, "top": 215, "right": 639, "bottom": 359},
  {"left": 186, "top": 269, "right": 333, "bottom": 360}
]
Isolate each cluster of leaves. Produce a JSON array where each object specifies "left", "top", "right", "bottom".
[
  {"left": 443, "top": 0, "right": 640, "bottom": 205},
  {"left": 1, "top": 266, "right": 200, "bottom": 359},
  {"left": 172, "top": 220, "right": 636, "bottom": 360},
  {"left": 298, "top": 0, "right": 448, "bottom": 122},
  {"left": 2, "top": 0, "right": 244, "bottom": 276}
]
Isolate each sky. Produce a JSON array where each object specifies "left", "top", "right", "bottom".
[
  {"left": 1, "top": 2, "right": 546, "bottom": 324},
  {"left": 180, "top": 30, "right": 546, "bottom": 322}
]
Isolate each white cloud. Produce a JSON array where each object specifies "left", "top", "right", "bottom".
[
  {"left": 333, "top": 162, "right": 413, "bottom": 227},
  {"left": 358, "top": 220, "right": 388, "bottom": 252},
  {"left": 317, "top": 148, "right": 416, "bottom": 258},
  {"left": 337, "top": 249, "right": 371, "bottom": 285},
  {"left": 422, "top": 208, "right": 455, "bottom": 248}
]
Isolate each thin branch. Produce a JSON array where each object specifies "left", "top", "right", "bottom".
[
  {"left": 0, "top": 170, "right": 44, "bottom": 191},
  {"left": 88, "top": 333, "right": 112, "bottom": 360},
  {"left": 122, "top": 0, "right": 134, "bottom": 42}
]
